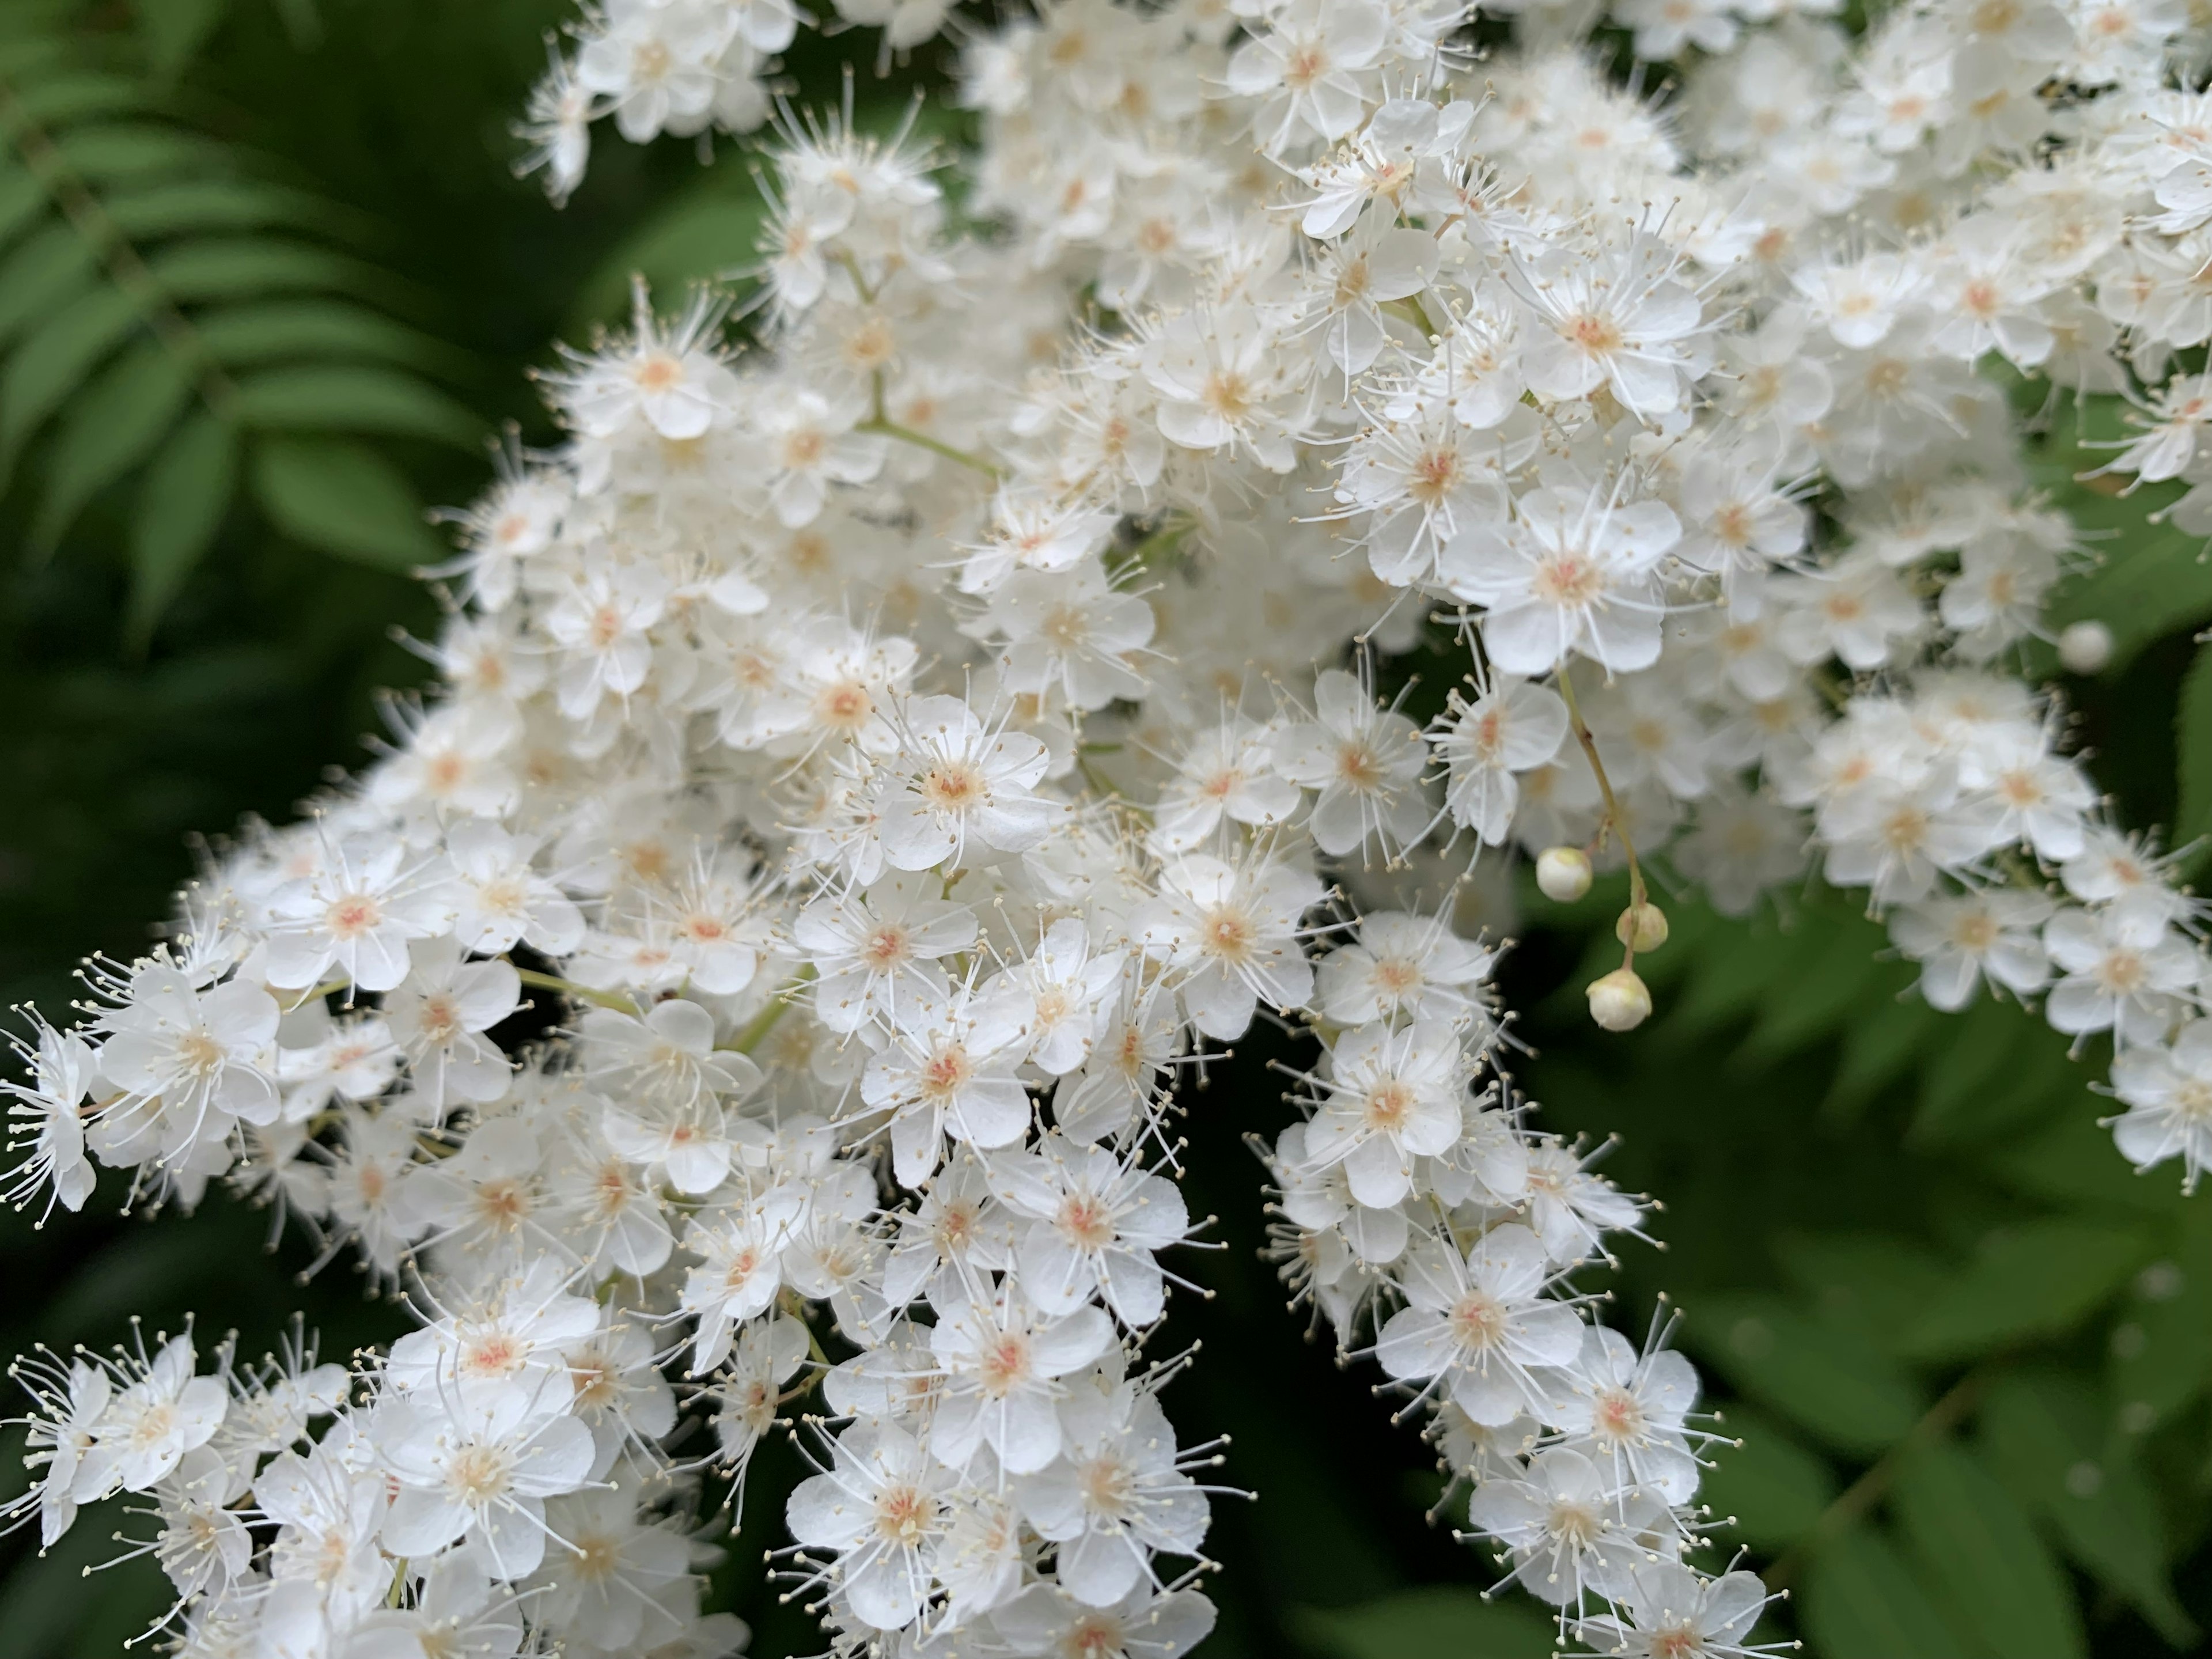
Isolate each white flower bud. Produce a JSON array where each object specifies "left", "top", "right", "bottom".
[
  {"left": 1536, "top": 846, "right": 1594, "bottom": 903},
  {"left": 2058, "top": 621, "right": 2112, "bottom": 676},
  {"left": 1586, "top": 968, "right": 1653, "bottom": 1032},
  {"left": 1615, "top": 902, "right": 1669, "bottom": 952}
]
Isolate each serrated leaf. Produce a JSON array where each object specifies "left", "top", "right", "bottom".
[
  {"left": 232, "top": 365, "right": 478, "bottom": 448},
  {"left": 251, "top": 434, "right": 438, "bottom": 569},
  {"left": 1776, "top": 1233, "right": 1949, "bottom": 1358},
  {"left": 1688, "top": 1293, "right": 1924, "bottom": 1454},
  {"left": 33, "top": 339, "right": 192, "bottom": 551},
  {"left": 143, "top": 238, "right": 359, "bottom": 304},
  {"left": 2177, "top": 643, "right": 2212, "bottom": 869},
  {"left": 1287, "top": 1588, "right": 1555, "bottom": 1659},
  {"left": 1979, "top": 1370, "right": 2197, "bottom": 1647},
  {"left": 0, "top": 220, "right": 97, "bottom": 351},
  {"left": 1899, "top": 1221, "right": 2150, "bottom": 1361},
  {"left": 1700, "top": 1405, "right": 1835, "bottom": 1549},
  {"left": 126, "top": 410, "right": 234, "bottom": 645},
  {"left": 0, "top": 282, "right": 143, "bottom": 472},
  {"left": 1800, "top": 1527, "right": 1969, "bottom": 1659},
  {"left": 1891, "top": 1441, "right": 2086, "bottom": 1659},
  {"left": 194, "top": 299, "right": 445, "bottom": 372},
  {"left": 103, "top": 180, "right": 301, "bottom": 242}
]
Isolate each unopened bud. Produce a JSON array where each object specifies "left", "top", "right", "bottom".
[
  {"left": 2057, "top": 620, "right": 2112, "bottom": 676},
  {"left": 1586, "top": 967, "right": 1653, "bottom": 1032},
  {"left": 1615, "top": 902, "right": 1669, "bottom": 952},
  {"left": 1536, "top": 846, "right": 1593, "bottom": 903}
]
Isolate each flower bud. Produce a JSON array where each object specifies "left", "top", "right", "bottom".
[
  {"left": 1586, "top": 967, "right": 1653, "bottom": 1032},
  {"left": 2057, "top": 620, "right": 2112, "bottom": 676},
  {"left": 1615, "top": 902, "right": 1669, "bottom": 952},
  {"left": 1536, "top": 846, "right": 1593, "bottom": 903}
]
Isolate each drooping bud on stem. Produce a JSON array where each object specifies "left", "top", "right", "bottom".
[
  {"left": 1586, "top": 967, "right": 1653, "bottom": 1032},
  {"left": 1536, "top": 846, "right": 1594, "bottom": 903},
  {"left": 1615, "top": 902, "right": 1669, "bottom": 952}
]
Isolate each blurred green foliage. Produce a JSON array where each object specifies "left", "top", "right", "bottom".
[{"left": 5, "top": 3, "right": 2212, "bottom": 1657}]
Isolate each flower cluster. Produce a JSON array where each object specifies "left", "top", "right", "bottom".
[{"left": 13, "top": 0, "right": 2212, "bottom": 1649}]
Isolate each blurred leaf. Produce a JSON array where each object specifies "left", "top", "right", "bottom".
[
  {"left": 567, "top": 172, "right": 767, "bottom": 334},
  {"left": 1899, "top": 1220, "right": 2150, "bottom": 1362},
  {"left": 251, "top": 434, "right": 437, "bottom": 569},
  {"left": 32, "top": 337, "right": 191, "bottom": 551},
  {"left": 103, "top": 178, "right": 304, "bottom": 240},
  {"left": 1979, "top": 1369, "right": 2196, "bottom": 1647},
  {"left": 1800, "top": 1526, "right": 1969, "bottom": 1659},
  {"left": 0, "top": 281, "right": 142, "bottom": 472},
  {"left": 232, "top": 363, "right": 479, "bottom": 446},
  {"left": 145, "top": 237, "right": 363, "bottom": 302},
  {"left": 0, "top": 220, "right": 97, "bottom": 350},
  {"left": 126, "top": 407, "right": 234, "bottom": 643},
  {"left": 1688, "top": 1293, "right": 1923, "bottom": 1454},
  {"left": 1891, "top": 1440, "right": 2086, "bottom": 1659},
  {"left": 1700, "top": 1404, "right": 1835, "bottom": 1549},
  {"left": 2110, "top": 1230, "right": 2212, "bottom": 1432},
  {"left": 1913, "top": 997, "right": 2066, "bottom": 1146},
  {"left": 1825, "top": 992, "right": 1940, "bottom": 1123},
  {"left": 1984, "top": 1106, "right": 2193, "bottom": 1218},
  {"left": 1776, "top": 1233, "right": 1949, "bottom": 1358},
  {"left": 1287, "top": 1588, "right": 1555, "bottom": 1659},
  {"left": 2179, "top": 641, "right": 2212, "bottom": 866},
  {"left": 195, "top": 298, "right": 448, "bottom": 372},
  {"left": 134, "top": 0, "right": 232, "bottom": 77}
]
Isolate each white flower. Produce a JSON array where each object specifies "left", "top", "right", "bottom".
[
  {"left": 1134, "top": 851, "right": 1325, "bottom": 1040},
  {"left": 262, "top": 835, "right": 454, "bottom": 995},
  {"left": 1890, "top": 888, "right": 2052, "bottom": 1010},
  {"left": 2111, "top": 1020, "right": 2212, "bottom": 1187},
  {"left": 1302, "top": 1020, "right": 1467, "bottom": 1208},
  {"left": 1429, "top": 676, "right": 1571, "bottom": 847},
  {"left": 926, "top": 1282, "right": 1112, "bottom": 1474},
  {"left": 376, "top": 1385, "right": 595, "bottom": 1579},
  {"left": 2043, "top": 906, "right": 2197, "bottom": 1044},
  {"left": 996, "top": 1134, "right": 1190, "bottom": 1324},
  {"left": 1272, "top": 668, "right": 1433, "bottom": 859},
  {"left": 875, "top": 695, "right": 1060, "bottom": 873},
  {"left": 1375, "top": 1222, "right": 1584, "bottom": 1425}
]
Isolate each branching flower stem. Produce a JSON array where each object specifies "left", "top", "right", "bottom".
[{"left": 1556, "top": 661, "right": 1649, "bottom": 972}]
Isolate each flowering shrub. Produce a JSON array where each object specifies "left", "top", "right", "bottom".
[{"left": 7, "top": 0, "right": 2212, "bottom": 1653}]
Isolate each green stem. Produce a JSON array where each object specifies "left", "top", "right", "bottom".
[
  {"left": 1763, "top": 1367, "right": 1991, "bottom": 1592},
  {"left": 1555, "top": 662, "right": 1647, "bottom": 971},
  {"left": 723, "top": 971, "right": 812, "bottom": 1056},
  {"left": 855, "top": 415, "right": 1003, "bottom": 480},
  {"left": 511, "top": 965, "right": 641, "bottom": 1015}
]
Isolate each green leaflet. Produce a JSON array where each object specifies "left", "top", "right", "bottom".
[
  {"left": 194, "top": 299, "right": 446, "bottom": 372},
  {"left": 33, "top": 338, "right": 191, "bottom": 551},
  {"left": 124, "top": 408, "right": 233, "bottom": 647},
  {"left": 1774, "top": 1232, "right": 1950, "bottom": 1360},
  {"left": 1978, "top": 1370, "right": 2198, "bottom": 1646},
  {"left": 1891, "top": 1441, "right": 2087, "bottom": 1659},
  {"left": 231, "top": 364, "right": 480, "bottom": 448},
  {"left": 2177, "top": 639, "right": 2212, "bottom": 869},
  {"left": 1686, "top": 1291, "right": 1925, "bottom": 1454},
  {"left": 249, "top": 435, "right": 439, "bottom": 570},
  {"left": 1800, "top": 1527, "right": 1970, "bottom": 1659},
  {"left": 2108, "top": 1215, "right": 2212, "bottom": 1430},
  {"left": 1698, "top": 1405, "right": 1835, "bottom": 1550},
  {"left": 132, "top": 0, "right": 231, "bottom": 77},
  {"left": 1897, "top": 1219, "right": 2153, "bottom": 1361},
  {"left": 0, "top": 220, "right": 96, "bottom": 349},
  {"left": 1286, "top": 1588, "right": 1555, "bottom": 1659},
  {"left": 0, "top": 282, "right": 144, "bottom": 475}
]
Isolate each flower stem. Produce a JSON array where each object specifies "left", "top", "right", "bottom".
[
  {"left": 1555, "top": 662, "right": 1648, "bottom": 972},
  {"left": 511, "top": 965, "right": 641, "bottom": 1016}
]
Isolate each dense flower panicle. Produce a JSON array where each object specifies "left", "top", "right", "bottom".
[{"left": 12, "top": 0, "right": 2212, "bottom": 1650}]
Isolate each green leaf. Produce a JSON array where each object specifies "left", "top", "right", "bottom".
[
  {"left": 0, "top": 169, "right": 50, "bottom": 260},
  {"left": 1687, "top": 1293, "right": 1924, "bottom": 1455},
  {"left": 250, "top": 434, "right": 438, "bottom": 569},
  {"left": 2178, "top": 642, "right": 2212, "bottom": 866},
  {"left": 567, "top": 174, "right": 768, "bottom": 332},
  {"left": 1891, "top": 1441, "right": 2086, "bottom": 1659},
  {"left": 2110, "top": 1236, "right": 2212, "bottom": 1432},
  {"left": 1800, "top": 1526, "right": 1969, "bottom": 1659},
  {"left": 194, "top": 299, "right": 445, "bottom": 371},
  {"left": 1984, "top": 1106, "right": 2193, "bottom": 1219},
  {"left": 5, "top": 70, "right": 140, "bottom": 128},
  {"left": 1776, "top": 1233, "right": 1950, "bottom": 1359},
  {"left": 231, "top": 365, "right": 479, "bottom": 448},
  {"left": 1913, "top": 999, "right": 2070, "bottom": 1147},
  {"left": 144, "top": 238, "right": 361, "bottom": 303},
  {"left": 1287, "top": 1588, "right": 1555, "bottom": 1659},
  {"left": 1700, "top": 1405, "right": 1835, "bottom": 1549},
  {"left": 1980, "top": 1370, "right": 2197, "bottom": 1647},
  {"left": 1899, "top": 1220, "right": 2151, "bottom": 1362},
  {"left": 135, "top": 0, "right": 232, "bottom": 75},
  {"left": 103, "top": 180, "right": 302, "bottom": 242},
  {"left": 53, "top": 122, "right": 214, "bottom": 184},
  {"left": 1825, "top": 992, "right": 1941, "bottom": 1124},
  {"left": 1738, "top": 918, "right": 1893, "bottom": 1063},
  {"left": 0, "top": 282, "right": 143, "bottom": 472},
  {"left": 126, "top": 409, "right": 234, "bottom": 645},
  {"left": 0, "top": 220, "right": 97, "bottom": 351},
  {"left": 33, "top": 339, "right": 193, "bottom": 551}
]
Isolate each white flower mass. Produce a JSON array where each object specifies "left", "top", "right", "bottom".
[{"left": 7, "top": 0, "right": 2212, "bottom": 1652}]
